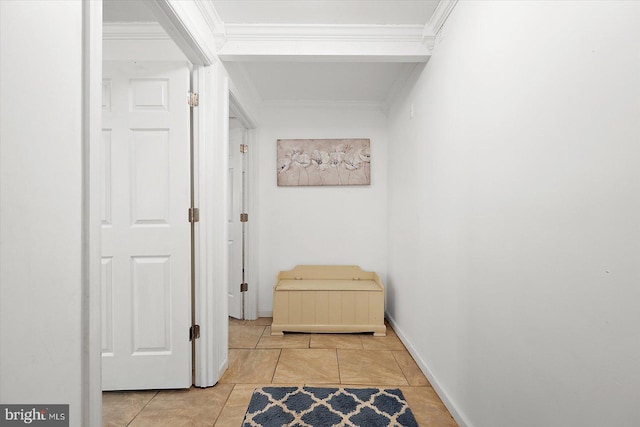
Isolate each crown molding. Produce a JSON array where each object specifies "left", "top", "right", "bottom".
[
  {"left": 103, "top": 22, "right": 171, "bottom": 40},
  {"left": 192, "top": 0, "right": 226, "bottom": 49},
  {"left": 424, "top": 0, "right": 459, "bottom": 37},
  {"left": 142, "top": 0, "right": 223, "bottom": 65},
  {"left": 193, "top": 0, "right": 224, "bottom": 33},
  {"left": 218, "top": 24, "right": 431, "bottom": 62},
  {"left": 224, "top": 24, "right": 426, "bottom": 42},
  {"left": 421, "top": 34, "right": 436, "bottom": 53}
]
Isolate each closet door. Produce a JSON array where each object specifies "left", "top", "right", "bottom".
[{"left": 101, "top": 61, "right": 191, "bottom": 390}]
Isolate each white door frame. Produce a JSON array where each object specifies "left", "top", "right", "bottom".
[
  {"left": 85, "top": 1, "right": 238, "bottom": 421},
  {"left": 191, "top": 63, "right": 230, "bottom": 386},
  {"left": 84, "top": 2, "right": 104, "bottom": 425},
  {"left": 131, "top": 0, "right": 231, "bottom": 389}
]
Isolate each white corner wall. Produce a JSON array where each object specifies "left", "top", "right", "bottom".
[
  {"left": 256, "top": 104, "right": 388, "bottom": 316},
  {"left": 0, "top": 1, "right": 92, "bottom": 425},
  {"left": 387, "top": 2, "right": 640, "bottom": 427}
]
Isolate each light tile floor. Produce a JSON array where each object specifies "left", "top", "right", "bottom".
[{"left": 103, "top": 317, "right": 458, "bottom": 426}]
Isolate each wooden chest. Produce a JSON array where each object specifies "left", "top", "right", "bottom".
[{"left": 271, "top": 265, "right": 386, "bottom": 336}]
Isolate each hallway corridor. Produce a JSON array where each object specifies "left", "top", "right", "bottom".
[{"left": 102, "top": 318, "right": 457, "bottom": 426}]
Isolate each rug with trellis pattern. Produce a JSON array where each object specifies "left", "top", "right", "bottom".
[{"left": 241, "top": 386, "right": 419, "bottom": 427}]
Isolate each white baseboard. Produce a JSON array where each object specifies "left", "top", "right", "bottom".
[
  {"left": 385, "top": 314, "right": 472, "bottom": 427},
  {"left": 258, "top": 310, "right": 273, "bottom": 318}
]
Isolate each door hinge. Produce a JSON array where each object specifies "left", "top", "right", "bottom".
[
  {"left": 240, "top": 213, "right": 248, "bottom": 223},
  {"left": 189, "top": 207, "right": 200, "bottom": 223},
  {"left": 240, "top": 282, "right": 248, "bottom": 292},
  {"left": 188, "top": 92, "right": 199, "bottom": 107},
  {"left": 240, "top": 144, "right": 248, "bottom": 153},
  {"left": 189, "top": 324, "right": 200, "bottom": 341}
]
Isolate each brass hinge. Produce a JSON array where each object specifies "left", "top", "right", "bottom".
[
  {"left": 240, "top": 144, "right": 248, "bottom": 153},
  {"left": 240, "top": 282, "right": 248, "bottom": 292},
  {"left": 188, "top": 207, "right": 200, "bottom": 223},
  {"left": 240, "top": 213, "right": 248, "bottom": 223},
  {"left": 189, "top": 324, "right": 200, "bottom": 341},
  {"left": 188, "top": 92, "right": 199, "bottom": 107}
]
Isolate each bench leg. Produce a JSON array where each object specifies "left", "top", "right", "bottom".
[{"left": 373, "top": 325, "right": 387, "bottom": 337}]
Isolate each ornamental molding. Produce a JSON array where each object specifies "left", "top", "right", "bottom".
[
  {"left": 192, "top": 0, "right": 227, "bottom": 49},
  {"left": 224, "top": 23, "right": 426, "bottom": 43},
  {"left": 218, "top": 24, "right": 430, "bottom": 62},
  {"left": 423, "top": 0, "right": 459, "bottom": 43}
]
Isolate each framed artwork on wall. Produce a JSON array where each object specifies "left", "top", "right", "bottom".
[{"left": 276, "top": 138, "right": 371, "bottom": 186}]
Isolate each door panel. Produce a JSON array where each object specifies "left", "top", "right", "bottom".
[
  {"left": 131, "top": 130, "right": 170, "bottom": 224},
  {"left": 101, "top": 61, "right": 191, "bottom": 390},
  {"left": 131, "top": 256, "right": 171, "bottom": 353}
]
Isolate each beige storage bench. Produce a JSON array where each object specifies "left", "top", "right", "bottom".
[{"left": 271, "top": 265, "right": 386, "bottom": 336}]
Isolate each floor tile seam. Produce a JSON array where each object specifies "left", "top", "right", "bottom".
[
  {"left": 210, "top": 383, "right": 238, "bottom": 427},
  {"left": 390, "top": 349, "right": 412, "bottom": 386},
  {"left": 310, "top": 339, "right": 365, "bottom": 350},
  {"left": 125, "top": 390, "right": 159, "bottom": 426},
  {"left": 253, "top": 325, "right": 266, "bottom": 348},
  {"left": 343, "top": 348, "right": 410, "bottom": 386},
  {"left": 270, "top": 349, "right": 283, "bottom": 383},
  {"left": 335, "top": 348, "right": 344, "bottom": 384}
]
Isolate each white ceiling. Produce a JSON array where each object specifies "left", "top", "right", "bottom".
[
  {"left": 103, "top": 0, "right": 156, "bottom": 22},
  {"left": 103, "top": 0, "right": 440, "bottom": 107},
  {"left": 212, "top": 1, "right": 439, "bottom": 25},
  {"left": 102, "top": 0, "right": 439, "bottom": 26}
]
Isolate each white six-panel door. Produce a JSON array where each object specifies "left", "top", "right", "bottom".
[
  {"left": 101, "top": 61, "right": 191, "bottom": 390},
  {"left": 228, "top": 119, "right": 245, "bottom": 319}
]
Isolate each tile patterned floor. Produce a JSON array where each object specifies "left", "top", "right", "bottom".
[{"left": 103, "top": 318, "right": 458, "bottom": 426}]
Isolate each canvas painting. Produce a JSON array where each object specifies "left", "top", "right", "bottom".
[{"left": 277, "top": 138, "right": 371, "bottom": 186}]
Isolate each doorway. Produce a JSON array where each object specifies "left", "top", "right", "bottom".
[
  {"left": 227, "top": 94, "right": 259, "bottom": 321},
  {"left": 228, "top": 116, "right": 248, "bottom": 320},
  {"left": 97, "top": 0, "right": 259, "bottom": 402},
  {"left": 87, "top": 0, "right": 243, "bottom": 422}
]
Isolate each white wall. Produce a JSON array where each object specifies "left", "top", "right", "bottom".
[
  {"left": 387, "top": 2, "right": 640, "bottom": 427},
  {"left": 256, "top": 104, "right": 388, "bottom": 315},
  {"left": 103, "top": 38, "right": 187, "bottom": 61},
  {"left": 0, "top": 1, "right": 92, "bottom": 425}
]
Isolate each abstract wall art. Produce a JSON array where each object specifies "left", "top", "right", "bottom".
[{"left": 276, "top": 138, "right": 371, "bottom": 186}]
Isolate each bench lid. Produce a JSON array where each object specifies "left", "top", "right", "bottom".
[{"left": 276, "top": 279, "right": 382, "bottom": 291}]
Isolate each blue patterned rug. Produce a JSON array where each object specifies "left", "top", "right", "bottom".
[{"left": 242, "top": 386, "right": 419, "bottom": 427}]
